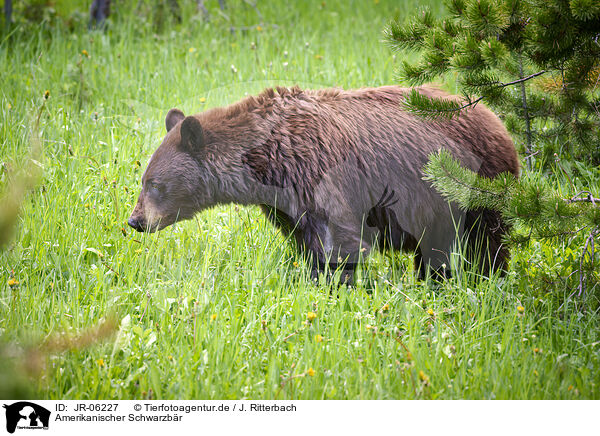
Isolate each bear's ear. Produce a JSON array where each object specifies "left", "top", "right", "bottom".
[
  {"left": 179, "top": 116, "right": 205, "bottom": 152},
  {"left": 165, "top": 108, "right": 185, "bottom": 132}
]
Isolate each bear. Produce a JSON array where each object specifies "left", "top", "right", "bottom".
[{"left": 128, "top": 85, "right": 520, "bottom": 282}]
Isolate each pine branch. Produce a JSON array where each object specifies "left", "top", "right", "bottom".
[
  {"left": 422, "top": 149, "right": 511, "bottom": 210},
  {"left": 404, "top": 71, "right": 547, "bottom": 118},
  {"left": 402, "top": 89, "right": 480, "bottom": 119},
  {"left": 385, "top": 8, "right": 436, "bottom": 52},
  {"left": 423, "top": 151, "right": 597, "bottom": 237},
  {"left": 568, "top": 191, "right": 600, "bottom": 206},
  {"left": 476, "top": 70, "right": 547, "bottom": 89}
]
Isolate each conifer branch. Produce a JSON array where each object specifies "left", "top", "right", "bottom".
[
  {"left": 404, "top": 71, "right": 546, "bottom": 118},
  {"left": 422, "top": 150, "right": 510, "bottom": 210},
  {"left": 569, "top": 191, "right": 600, "bottom": 206}
]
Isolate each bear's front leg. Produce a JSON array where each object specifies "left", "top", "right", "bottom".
[
  {"left": 296, "top": 211, "right": 368, "bottom": 285},
  {"left": 292, "top": 210, "right": 331, "bottom": 280},
  {"left": 308, "top": 257, "right": 358, "bottom": 285}
]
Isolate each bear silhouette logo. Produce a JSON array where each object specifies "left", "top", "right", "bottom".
[{"left": 3, "top": 402, "right": 50, "bottom": 433}]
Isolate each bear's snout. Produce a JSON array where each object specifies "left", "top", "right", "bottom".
[{"left": 127, "top": 215, "right": 146, "bottom": 232}]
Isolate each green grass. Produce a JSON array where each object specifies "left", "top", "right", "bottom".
[{"left": 1, "top": 0, "right": 599, "bottom": 399}]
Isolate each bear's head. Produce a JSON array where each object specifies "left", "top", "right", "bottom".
[{"left": 128, "top": 108, "right": 211, "bottom": 233}]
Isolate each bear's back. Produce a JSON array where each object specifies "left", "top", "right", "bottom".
[
  {"left": 240, "top": 85, "right": 518, "bottom": 198},
  {"left": 307, "top": 85, "right": 519, "bottom": 178}
]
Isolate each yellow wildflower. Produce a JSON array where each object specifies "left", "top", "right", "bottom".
[
  {"left": 188, "top": 47, "right": 196, "bottom": 53},
  {"left": 427, "top": 308, "right": 434, "bottom": 316},
  {"left": 210, "top": 314, "right": 217, "bottom": 321},
  {"left": 381, "top": 303, "right": 390, "bottom": 312},
  {"left": 418, "top": 370, "right": 430, "bottom": 384},
  {"left": 8, "top": 278, "right": 19, "bottom": 287},
  {"left": 97, "top": 358, "right": 105, "bottom": 367},
  {"left": 306, "top": 367, "right": 315, "bottom": 377},
  {"left": 307, "top": 311, "right": 317, "bottom": 322},
  {"left": 315, "top": 54, "right": 323, "bottom": 60},
  {"left": 517, "top": 305, "right": 525, "bottom": 314},
  {"left": 256, "top": 25, "right": 263, "bottom": 31},
  {"left": 82, "top": 49, "right": 89, "bottom": 57},
  {"left": 315, "top": 334, "right": 323, "bottom": 342},
  {"left": 293, "top": 261, "right": 299, "bottom": 267},
  {"left": 200, "top": 97, "right": 206, "bottom": 103},
  {"left": 44, "top": 90, "right": 50, "bottom": 99}
]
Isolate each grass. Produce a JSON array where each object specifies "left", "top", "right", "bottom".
[{"left": 1, "top": 0, "right": 599, "bottom": 399}]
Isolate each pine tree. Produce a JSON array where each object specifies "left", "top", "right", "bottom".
[{"left": 386, "top": 0, "right": 600, "bottom": 297}]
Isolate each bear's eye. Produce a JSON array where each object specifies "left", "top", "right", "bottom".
[{"left": 148, "top": 181, "right": 163, "bottom": 195}]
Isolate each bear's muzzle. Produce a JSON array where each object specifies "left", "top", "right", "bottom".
[{"left": 128, "top": 215, "right": 147, "bottom": 232}]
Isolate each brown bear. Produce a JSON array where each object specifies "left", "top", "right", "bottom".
[{"left": 128, "top": 85, "right": 519, "bottom": 281}]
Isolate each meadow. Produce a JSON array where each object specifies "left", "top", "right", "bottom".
[{"left": 0, "top": 0, "right": 598, "bottom": 399}]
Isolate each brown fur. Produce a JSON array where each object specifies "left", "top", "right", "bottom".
[{"left": 129, "top": 85, "right": 520, "bottom": 280}]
